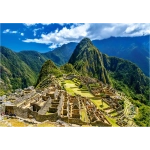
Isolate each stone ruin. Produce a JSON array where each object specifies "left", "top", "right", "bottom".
[{"left": 1, "top": 79, "right": 112, "bottom": 126}]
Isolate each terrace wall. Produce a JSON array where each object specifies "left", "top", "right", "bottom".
[
  {"left": 91, "top": 121, "right": 112, "bottom": 127},
  {"left": 61, "top": 117, "right": 87, "bottom": 125},
  {"left": 28, "top": 109, "right": 58, "bottom": 122},
  {"left": 14, "top": 106, "right": 28, "bottom": 118}
]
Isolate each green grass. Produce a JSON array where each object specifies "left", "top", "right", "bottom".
[
  {"left": 111, "top": 112, "right": 118, "bottom": 116},
  {"left": 105, "top": 116, "right": 119, "bottom": 127},
  {"left": 63, "top": 80, "right": 93, "bottom": 97},
  {"left": 80, "top": 109, "right": 89, "bottom": 123},
  {"left": 64, "top": 80, "right": 75, "bottom": 84},
  {"left": 90, "top": 98, "right": 109, "bottom": 110},
  {"left": 89, "top": 83, "right": 99, "bottom": 88},
  {"left": 0, "top": 90, "right": 6, "bottom": 96},
  {"left": 65, "top": 87, "right": 75, "bottom": 96},
  {"left": 46, "top": 112, "right": 54, "bottom": 115}
]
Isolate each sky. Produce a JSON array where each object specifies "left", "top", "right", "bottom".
[{"left": 1, "top": 23, "right": 150, "bottom": 53}]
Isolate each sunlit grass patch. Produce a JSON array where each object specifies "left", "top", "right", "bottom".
[
  {"left": 90, "top": 99, "right": 109, "bottom": 110},
  {"left": 7, "top": 119, "right": 27, "bottom": 127},
  {"left": 111, "top": 112, "right": 118, "bottom": 116},
  {"left": 37, "top": 121, "right": 56, "bottom": 127},
  {"left": 0, "top": 121, "right": 8, "bottom": 127},
  {"left": 105, "top": 116, "right": 119, "bottom": 127},
  {"left": 80, "top": 109, "right": 89, "bottom": 123}
]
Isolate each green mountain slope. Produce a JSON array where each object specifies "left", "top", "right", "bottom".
[
  {"left": 0, "top": 46, "right": 36, "bottom": 95},
  {"left": 92, "top": 35, "right": 149, "bottom": 76},
  {"left": 17, "top": 51, "right": 47, "bottom": 74},
  {"left": 0, "top": 43, "right": 77, "bottom": 95},
  {"left": 36, "top": 60, "right": 62, "bottom": 87},
  {"left": 60, "top": 63, "right": 78, "bottom": 74},
  {"left": 102, "top": 54, "right": 150, "bottom": 105},
  {"left": 69, "top": 38, "right": 150, "bottom": 105},
  {"left": 42, "top": 42, "right": 77, "bottom": 66},
  {"left": 69, "top": 38, "right": 110, "bottom": 84}
]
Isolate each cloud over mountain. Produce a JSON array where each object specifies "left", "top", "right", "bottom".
[
  {"left": 1, "top": 23, "right": 150, "bottom": 50},
  {"left": 22, "top": 23, "right": 150, "bottom": 49}
]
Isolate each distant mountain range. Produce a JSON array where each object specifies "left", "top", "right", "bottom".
[{"left": 92, "top": 35, "right": 149, "bottom": 77}]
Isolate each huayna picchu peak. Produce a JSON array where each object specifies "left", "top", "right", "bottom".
[{"left": 69, "top": 37, "right": 110, "bottom": 84}]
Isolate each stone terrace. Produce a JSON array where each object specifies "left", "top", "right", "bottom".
[{"left": 2, "top": 77, "right": 112, "bottom": 126}]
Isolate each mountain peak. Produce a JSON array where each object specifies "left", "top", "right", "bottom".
[
  {"left": 35, "top": 60, "right": 62, "bottom": 86},
  {"left": 69, "top": 38, "right": 110, "bottom": 84},
  {"left": 81, "top": 37, "right": 92, "bottom": 42},
  {"left": 79, "top": 37, "right": 93, "bottom": 46}
]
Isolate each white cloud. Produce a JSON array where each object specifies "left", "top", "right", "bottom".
[
  {"left": 24, "top": 23, "right": 37, "bottom": 26},
  {"left": 11, "top": 31, "right": 17, "bottom": 33},
  {"left": 22, "top": 23, "right": 150, "bottom": 49},
  {"left": 3, "top": 29, "right": 18, "bottom": 34},
  {"left": 21, "top": 33, "right": 24, "bottom": 36},
  {"left": 24, "top": 23, "right": 52, "bottom": 26},
  {"left": 33, "top": 27, "right": 44, "bottom": 36},
  {"left": 3, "top": 29, "right": 10, "bottom": 33},
  {"left": 84, "top": 23, "right": 150, "bottom": 40},
  {"left": 23, "top": 23, "right": 71, "bottom": 27},
  {"left": 23, "top": 24, "right": 90, "bottom": 46},
  {"left": 49, "top": 44, "right": 58, "bottom": 49}
]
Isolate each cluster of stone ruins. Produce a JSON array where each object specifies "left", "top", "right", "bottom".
[
  {"left": 76, "top": 76, "right": 123, "bottom": 112},
  {"left": 1, "top": 84, "right": 111, "bottom": 126},
  {"left": 1, "top": 75, "right": 135, "bottom": 126}
]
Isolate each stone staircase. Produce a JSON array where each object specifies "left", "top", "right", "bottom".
[{"left": 38, "top": 99, "right": 51, "bottom": 115}]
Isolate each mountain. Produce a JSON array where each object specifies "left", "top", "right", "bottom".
[
  {"left": 35, "top": 60, "right": 62, "bottom": 87},
  {"left": 92, "top": 35, "right": 150, "bottom": 76},
  {"left": 69, "top": 38, "right": 110, "bottom": 84},
  {"left": 0, "top": 43, "right": 77, "bottom": 95},
  {"left": 0, "top": 46, "right": 36, "bottom": 95},
  {"left": 42, "top": 42, "right": 77, "bottom": 66},
  {"left": 17, "top": 51, "right": 47, "bottom": 74},
  {"left": 60, "top": 63, "right": 78, "bottom": 74},
  {"left": 1, "top": 36, "right": 149, "bottom": 101},
  {"left": 69, "top": 38, "right": 150, "bottom": 105}
]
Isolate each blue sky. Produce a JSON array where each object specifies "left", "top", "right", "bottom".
[{"left": 1, "top": 23, "right": 150, "bottom": 53}]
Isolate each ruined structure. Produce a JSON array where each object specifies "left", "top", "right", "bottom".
[{"left": 1, "top": 78, "right": 111, "bottom": 126}]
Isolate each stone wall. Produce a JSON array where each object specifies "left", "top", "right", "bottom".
[
  {"left": 103, "top": 99, "right": 111, "bottom": 106},
  {"left": 49, "top": 107, "right": 57, "bottom": 113},
  {"left": 28, "top": 109, "right": 58, "bottom": 122},
  {"left": 14, "top": 106, "right": 28, "bottom": 118},
  {"left": 13, "top": 107, "right": 59, "bottom": 122},
  {"left": 91, "top": 121, "right": 112, "bottom": 127},
  {"left": 61, "top": 117, "right": 87, "bottom": 125}
]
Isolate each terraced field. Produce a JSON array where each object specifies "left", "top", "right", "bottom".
[
  {"left": 90, "top": 98, "right": 109, "bottom": 110},
  {"left": 105, "top": 116, "right": 119, "bottom": 127},
  {"left": 80, "top": 109, "right": 90, "bottom": 123},
  {"left": 63, "top": 80, "right": 93, "bottom": 98},
  {"left": 62, "top": 79, "right": 119, "bottom": 127}
]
